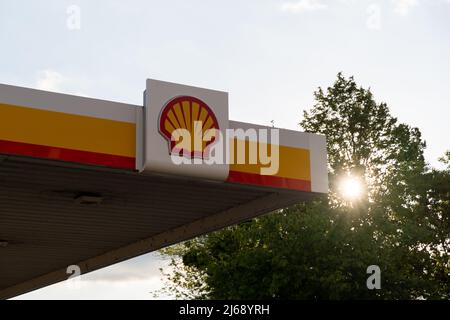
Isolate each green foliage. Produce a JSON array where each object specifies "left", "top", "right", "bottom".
[
  {"left": 158, "top": 73, "right": 450, "bottom": 300},
  {"left": 301, "top": 72, "right": 426, "bottom": 207}
]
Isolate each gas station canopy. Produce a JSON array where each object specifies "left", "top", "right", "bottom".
[{"left": 0, "top": 80, "right": 327, "bottom": 299}]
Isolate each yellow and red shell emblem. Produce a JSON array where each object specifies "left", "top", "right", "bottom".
[{"left": 159, "top": 96, "right": 220, "bottom": 158}]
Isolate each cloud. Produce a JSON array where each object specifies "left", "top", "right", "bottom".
[
  {"left": 36, "top": 70, "right": 66, "bottom": 91},
  {"left": 77, "top": 253, "right": 171, "bottom": 284},
  {"left": 366, "top": 4, "right": 382, "bottom": 30},
  {"left": 35, "top": 69, "right": 89, "bottom": 97},
  {"left": 281, "top": 0, "right": 327, "bottom": 13},
  {"left": 337, "top": 0, "right": 357, "bottom": 4},
  {"left": 393, "top": 0, "right": 419, "bottom": 16},
  {"left": 82, "top": 272, "right": 159, "bottom": 283},
  {"left": 12, "top": 253, "right": 174, "bottom": 300}
]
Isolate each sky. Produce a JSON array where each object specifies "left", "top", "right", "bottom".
[{"left": 2, "top": 0, "right": 449, "bottom": 299}]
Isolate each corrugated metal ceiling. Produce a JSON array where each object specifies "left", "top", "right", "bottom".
[{"left": 0, "top": 156, "right": 270, "bottom": 294}]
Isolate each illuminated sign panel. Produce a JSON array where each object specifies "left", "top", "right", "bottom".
[
  {"left": 136, "top": 79, "right": 327, "bottom": 193},
  {"left": 0, "top": 80, "right": 327, "bottom": 193},
  {"left": 138, "top": 79, "right": 229, "bottom": 181}
]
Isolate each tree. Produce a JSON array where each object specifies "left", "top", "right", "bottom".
[{"left": 157, "top": 73, "right": 450, "bottom": 300}]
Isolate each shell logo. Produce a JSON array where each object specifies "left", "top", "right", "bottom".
[{"left": 159, "top": 96, "right": 220, "bottom": 159}]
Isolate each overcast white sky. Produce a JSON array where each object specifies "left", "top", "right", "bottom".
[{"left": 2, "top": 0, "right": 449, "bottom": 299}]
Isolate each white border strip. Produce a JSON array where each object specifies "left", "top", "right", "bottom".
[
  {"left": 229, "top": 120, "right": 310, "bottom": 149},
  {"left": 0, "top": 83, "right": 138, "bottom": 123},
  {"left": 308, "top": 133, "right": 328, "bottom": 193}
]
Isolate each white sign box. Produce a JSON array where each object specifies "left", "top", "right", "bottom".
[{"left": 137, "top": 79, "right": 229, "bottom": 181}]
